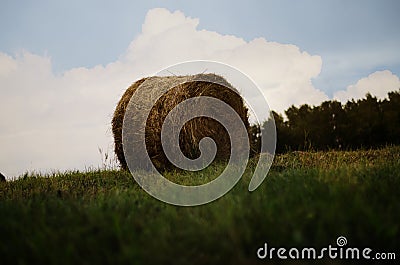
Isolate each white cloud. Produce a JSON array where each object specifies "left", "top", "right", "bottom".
[
  {"left": 1, "top": 8, "right": 397, "bottom": 178},
  {"left": 334, "top": 70, "right": 400, "bottom": 102},
  {"left": 124, "top": 8, "right": 327, "bottom": 112},
  {"left": 0, "top": 51, "right": 124, "bottom": 178}
]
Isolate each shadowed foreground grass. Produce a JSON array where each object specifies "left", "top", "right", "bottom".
[{"left": 1, "top": 147, "right": 399, "bottom": 264}]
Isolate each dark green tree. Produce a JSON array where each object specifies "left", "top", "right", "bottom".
[{"left": 260, "top": 89, "right": 400, "bottom": 153}]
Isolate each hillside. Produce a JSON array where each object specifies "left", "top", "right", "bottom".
[{"left": 1, "top": 147, "right": 399, "bottom": 264}]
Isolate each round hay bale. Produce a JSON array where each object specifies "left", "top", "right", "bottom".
[{"left": 112, "top": 73, "right": 251, "bottom": 171}]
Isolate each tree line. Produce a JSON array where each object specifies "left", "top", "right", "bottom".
[{"left": 251, "top": 90, "right": 400, "bottom": 154}]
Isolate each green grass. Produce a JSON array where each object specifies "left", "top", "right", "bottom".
[{"left": 1, "top": 147, "right": 399, "bottom": 264}]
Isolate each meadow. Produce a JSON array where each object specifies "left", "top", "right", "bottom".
[{"left": 1, "top": 147, "right": 399, "bottom": 264}]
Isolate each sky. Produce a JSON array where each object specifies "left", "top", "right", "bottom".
[{"left": 1, "top": 0, "right": 400, "bottom": 178}]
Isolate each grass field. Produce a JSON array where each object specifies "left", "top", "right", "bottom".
[{"left": 1, "top": 147, "right": 399, "bottom": 264}]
